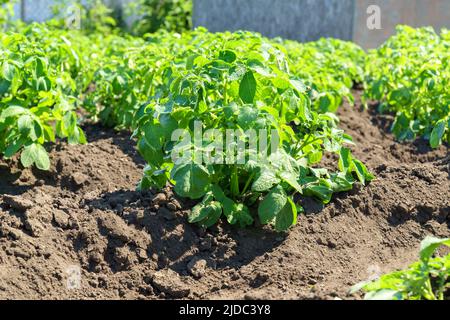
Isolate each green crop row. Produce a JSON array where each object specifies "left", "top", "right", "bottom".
[
  {"left": 0, "top": 24, "right": 88, "bottom": 170},
  {"left": 0, "top": 23, "right": 448, "bottom": 231},
  {"left": 0, "top": 23, "right": 372, "bottom": 231},
  {"left": 364, "top": 26, "right": 450, "bottom": 148}
]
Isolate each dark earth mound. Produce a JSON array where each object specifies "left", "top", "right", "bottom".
[{"left": 0, "top": 90, "right": 448, "bottom": 299}]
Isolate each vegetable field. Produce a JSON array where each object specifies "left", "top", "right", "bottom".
[{"left": 0, "top": 21, "right": 448, "bottom": 300}]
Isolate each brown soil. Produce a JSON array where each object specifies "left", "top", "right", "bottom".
[{"left": 0, "top": 90, "right": 449, "bottom": 300}]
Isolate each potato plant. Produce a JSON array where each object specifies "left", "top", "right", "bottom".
[
  {"left": 0, "top": 26, "right": 86, "bottom": 170},
  {"left": 364, "top": 26, "right": 450, "bottom": 148},
  {"left": 82, "top": 34, "right": 149, "bottom": 128},
  {"left": 352, "top": 237, "right": 450, "bottom": 300},
  {"left": 132, "top": 31, "right": 374, "bottom": 231},
  {"left": 285, "top": 38, "right": 366, "bottom": 113}
]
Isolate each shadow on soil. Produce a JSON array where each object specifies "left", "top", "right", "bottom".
[
  {"left": 0, "top": 158, "right": 59, "bottom": 195},
  {"left": 84, "top": 188, "right": 284, "bottom": 274}
]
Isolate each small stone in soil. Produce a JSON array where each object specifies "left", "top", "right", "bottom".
[
  {"left": 53, "top": 210, "right": 70, "bottom": 229},
  {"left": 24, "top": 218, "right": 44, "bottom": 237},
  {"left": 12, "top": 248, "right": 32, "bottom": 260},
  {"left": 71, "top": 172, "right": 89, "bottom": 186},
  {"left": 152, "top": 193, "right": 167, "bottom": 204},
  {"left": 187, "top": 257, "right": 207, "bottom": 278},
  {"left": 152, "top": 269, "right": 190, "bottom": 298},
  {"left": 136, "top": 248, "right": 148, "bottom": 260},
  {"left": 8, "top": 228, "right": 22, "bottom": 240}
]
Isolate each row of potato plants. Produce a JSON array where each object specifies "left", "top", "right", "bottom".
[
  {"left": 0, "top": 24, "right": 89, "bottom": 170},
  {"left": 0, "top": 24, "right": 373, "bottom": 231},
  {"left": 364, "top": 26, "right": 450, "bottom": 148},
  {"left": 3, "top": 23, "right": 448, "bottom": 231}
]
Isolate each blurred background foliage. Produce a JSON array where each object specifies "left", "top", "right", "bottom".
[
  {"left": 0, "top": 0, "right": 17, "bottom": 30},
  {"left": 51, "top": 0, "right": 117, "bottom": 33},
  {"left": 127, "top": 0, "right": 192, "bottom": 36},
  {"left": 0, "top": 0, "right": 192, "bottom": 34}
]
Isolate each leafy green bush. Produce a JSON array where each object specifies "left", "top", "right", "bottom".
[
  {"left": 51, "top": 0, "right": 117, "bottom": 34},
  {"left": 352, "top": 237, "right": 450, "bottom": 300},
  {"left": 131, "top": 30, "right": 374, "bottom": 231},
  {"left": 83, "top": 33, "right": 147, "bottom": 128},
  {"left": 285, "top": 38, "right": 366, "bottom": 113},
  {"left": 0, "top": 24, "right": 87, "bottom": 170},
  {"left": 364, "top": 26, "right": 450, "bottom": 148},
  {"left": 0, "top": 0, "right": 19, "bottom": 31},
  {"left": 128, "top": 0, "right": 192, "bottom": 35}
]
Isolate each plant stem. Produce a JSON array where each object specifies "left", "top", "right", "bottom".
[
  {"left": 223, "top": 76, "right": 228, "bottom": 105},
  {"left": 299, "top": 136, "right": 323, "bottom": 151},
  {"left": 425, "top": 278, "right": 437, "bottom": 300},
  {"left": 231, "top": 165, "right": 239, "bottom": 197},
  {"left": 241, "top": 171, "right": 256, "bottom": 195}
]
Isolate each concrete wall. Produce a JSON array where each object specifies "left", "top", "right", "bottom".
[
  {"left": 193, "top": 0, "right": 450, "bottom": 48},
  {"left": 21, "top": 0, "right": 54, "bottom": 22},
  {"left": 19, "top": 0, "right": 115, "bottom": 23},
  {"left": 353, "top": 0, "right": 450, "bottom": 48},
  {"left": 193, "top": 0, "right": 354, "bottom": 42}
]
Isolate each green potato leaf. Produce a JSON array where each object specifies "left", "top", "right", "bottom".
[
  {"left": 429, "top": 120, "right": 446, "bottom": 149},
  {"left": 275, "top": 197, "right": 297, "bottom": 231},
  {"left": 258, "top": 185, "right": 287, "bottom": 224},
  {"left": 239, "top": 70, "right": 257, "bottom": 104},
  {"left": 171, "top": 163, "right": 211, "bottom": 199},
  {"left": 21, "top": 143, "right": 50, "bottom": 170}
]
